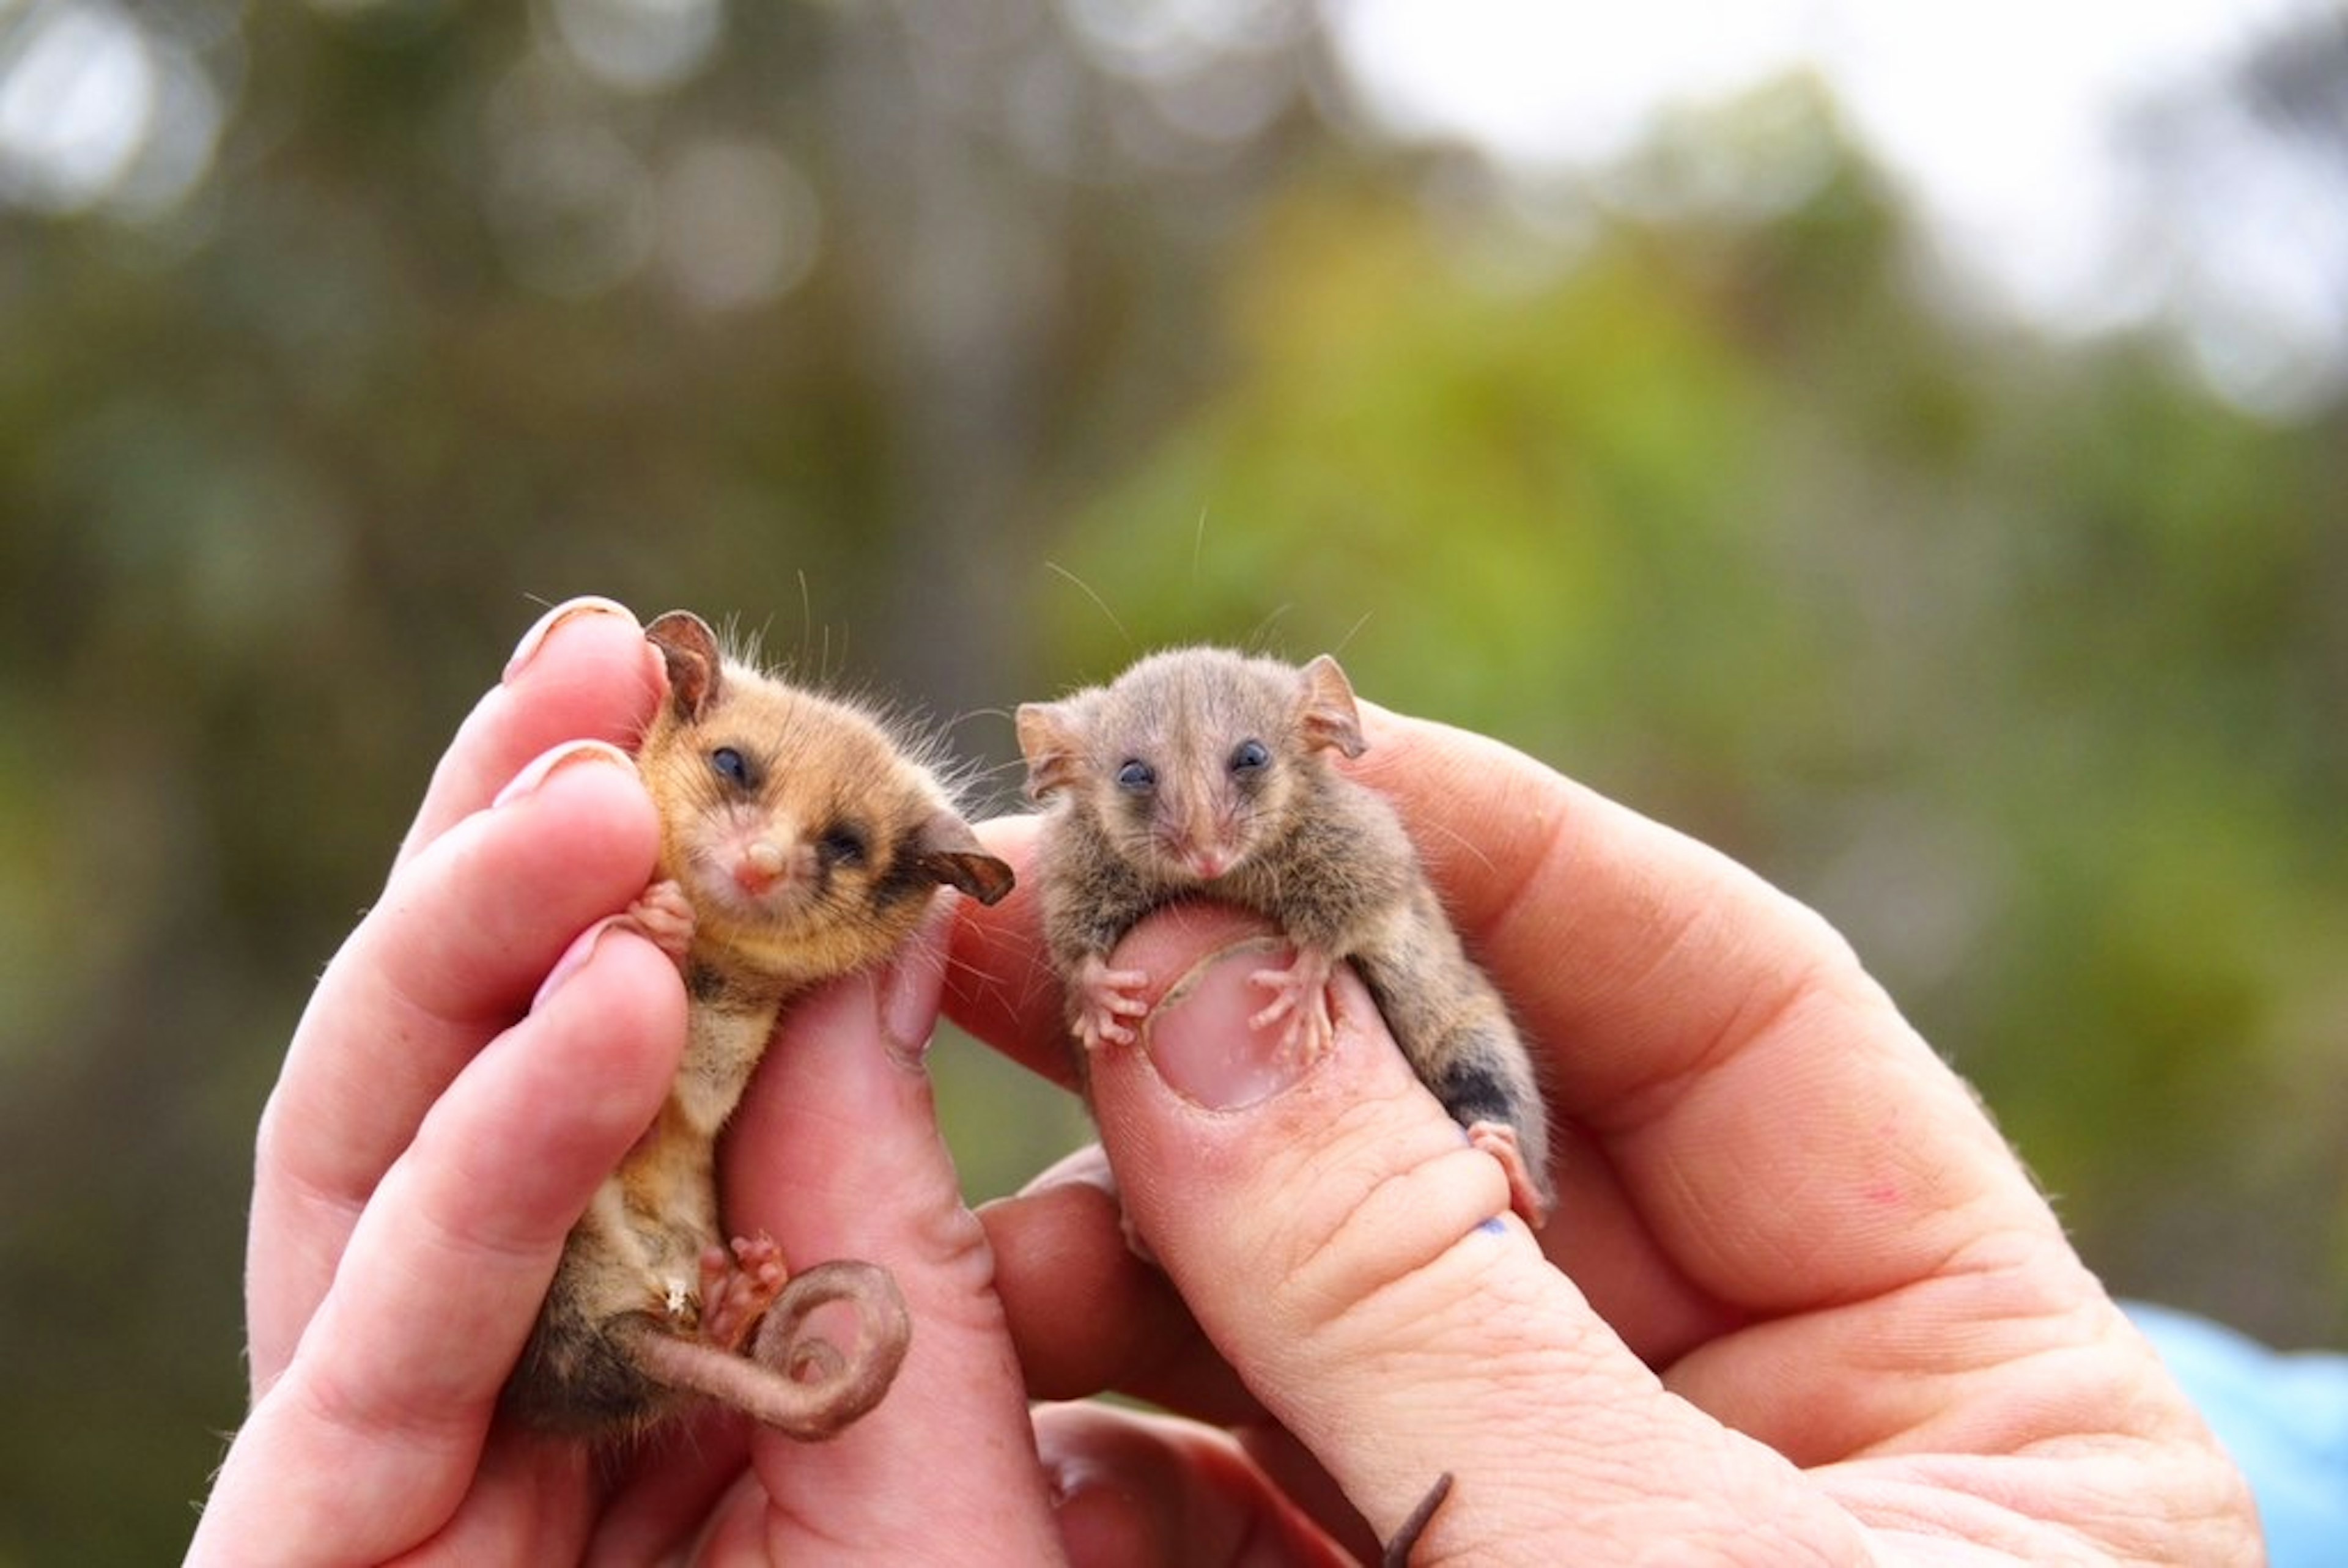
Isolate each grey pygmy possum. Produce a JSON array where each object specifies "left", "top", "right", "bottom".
[
  {"left": 503, "top": 609, "right": 1014, "bottom": 1442},
  {"left": 1014, "top": 646, "right": 1554, "bottom": 1229}
]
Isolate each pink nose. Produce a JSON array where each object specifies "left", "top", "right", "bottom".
[
  {"left": 1185, "top": 848, "right": 1233, "bottom": 881},
  {"left": 736, "top": 839, "right": 789, "bottom": 894}
]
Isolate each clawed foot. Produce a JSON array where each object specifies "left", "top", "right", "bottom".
[
  {"left": 1075, "top": 952, "right": 1150, "bottom": 1049},
  {"left": 1248, "top": 946, "right": 1336, "bottom": 1061},
  {"left": 1466, "top": 1121, "right": 1551, "bottom": 1231},
  {"left": 699, "top": 1234, "right": 790, "bottom": 1352},
  {"left": 624, "top": 878, "right": 696, "bottom": 970}
]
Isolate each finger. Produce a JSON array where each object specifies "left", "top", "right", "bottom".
[
  {"left": 942, "top": 812, "right": 1088, "bottom": 1083},
  {"left": 576, "top": 1408, "right": 752, "bottom": 1567},
  {"left": 1035, "top": 1402, "right": 1351, "bottom": 1568},
  {"left": 399, "top": 596, "right": 666, "bottom": 866},
  {"left": 715, "top": 906, "right": 1064, "bottom": 1559},
  {"left": 190, "top": 927, "right": 686, "bottom": 1566},
  {"left": 1335, "top": 707, "right": 1836, "bottom": 1088},
  {"left": 248, "top": 745, "right": 663, "bottom": 1386},
  {"left": 1085, "top": 905, "right": 1862, "bottom": 1560},
  {"left": 1337, "top": 712, "right": 2058, "bottom": 1345},
  {"left": 979, "top": 1146, "right": 1261, "bottom": 1423}
]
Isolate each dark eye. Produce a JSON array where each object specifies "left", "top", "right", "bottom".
[
  {"left": 709, "top": 746, "right": 752, "bottom": 788},
  {"left": 1115, "top": 759, "right": 1156, "bottom": 792},
  {"left": 1228, "top": 739, "right": 1270, "bottom": 776},
  {"left": 818, "top": 825, "right": 867, "bottom": 867}
]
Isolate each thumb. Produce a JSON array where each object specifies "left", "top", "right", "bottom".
[{"left": 1083, "top": 905, "right": 1594, "bottom": 1556}]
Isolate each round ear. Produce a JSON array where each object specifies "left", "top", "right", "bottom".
[
  {"left": 645, "top": 610, "right": 725, "bottom": 723},
  {"left": 1014, "top": 701, "right": 1084, "bottom": 802},
  {"left": 1298, "top": 654, "right": 1367, "bottom": 759},
  {"left": 912, "top": 810, "right": 1017, "bottom": 905}
]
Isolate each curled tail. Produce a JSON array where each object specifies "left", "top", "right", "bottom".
[{"left": 613, "top": 1259, "right": 913, "bottom": 1440}]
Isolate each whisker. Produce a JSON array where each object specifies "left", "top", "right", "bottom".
[{"left": 1044, "top": 560, "right": 1131, "bottom": 649}]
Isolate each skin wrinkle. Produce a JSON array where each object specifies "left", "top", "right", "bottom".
[
  {"left": 2047, "top": 1443, "right": 2238, "bottom": 1558},
  {"left": 427, "top": 789, "right": 652, "bottom": 985},
  {"left": 1560, "top": 1423, "right": 1758, "bottom": 1557},
  {"left": 265, "top": 975, "right": 459, "bottom": 1209},
  {"left": 363, "top": 886, "right": 537, "bottom": 1040},
  {"left": 758, "top": 1490, "right": 863, "bottom": 1563},
  {"left": 1816, "top": 1437, "right": 2250, "bottom": 1567},
  {"left": 281, "top": 1328, "right": 486, "bottom": 1486},
  {"left": 907, "top": 1183, "right": 1001, "bottom": 1299},
  {"left": 316, "top": 1226, "right": 538, "bottom": 1421},
  {"left": 253, "top": 1102, "right": 369, "bottom": 1233},
  {"left": 1587, "top": 940, "right": 1838, "bottom": 1142},
  {"left": 1665, "top": 1226, "right": 2122, "bottom": 1471},
  {"left": 1299, "top": 1216, "right": 1533, "bottom": 1399},
  {"left": 1290, "top": 1146, "right": 1519, "bottom": 1347},
  {"left": 397, "top": 1137, "right": 575, "bottom": 1283}
]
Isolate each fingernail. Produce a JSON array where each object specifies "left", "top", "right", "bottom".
[
  {"left": 876, "top": 916, "right": 950, "bottom": 1069},
  {"left": 502, "top": 595, "right": 635, "bottom": 685},
  {"left": 491, "top": 739, "right": 635, "bottom": 809},
  {"left": 533, "top": 914, "right": 626, "bottom": 1014},
  {"left": 1141, "top": 937, "right": 1311, "bottom": 1111}
]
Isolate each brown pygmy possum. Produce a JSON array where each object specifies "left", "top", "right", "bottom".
[
  {"left": 504, "top": 609, "right": 1014, "bottom": 1441},
  {"left": 1015, "top": 647, "right": 1554, "bottom": 1229}
]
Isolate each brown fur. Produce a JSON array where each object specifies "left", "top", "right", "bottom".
[
  {"left": 1016, "top": 648, "right": 1555, "bottom": 1227},
  {"left": 503, "top": 610, "right": 1013, "bottom": 1441}
]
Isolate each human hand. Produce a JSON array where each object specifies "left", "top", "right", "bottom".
[
  {"left": 946, "top": 707, "right": 2264, "bottom": 1564},
  {"left": 188, "top": 599, "right": 1068, "bottom": 1564}
]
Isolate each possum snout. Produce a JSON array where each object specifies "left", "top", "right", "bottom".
[{"left": 735, "top": 837, "right": 791, "bottom": 895}]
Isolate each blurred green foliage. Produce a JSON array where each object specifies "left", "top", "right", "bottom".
[{"left": 1, "top": 2, "right": 2342, "bottom": 1558}]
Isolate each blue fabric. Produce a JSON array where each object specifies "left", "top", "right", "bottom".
[{"left": 2127, "top": 1301, "right": 2348, "bottom": 1566}]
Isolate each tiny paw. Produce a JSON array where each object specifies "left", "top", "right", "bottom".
[
  {"left": 1074, "top": 953, "right": 1150, "bottom": 1049},
  {"left": 1466, "top": 1121, "right": 1551, "bottom": 1231},
  {"left": 1248, "top": 946, "right": 1335, "bottom": 1061},
  {"left": 699, "top": 1234, "right": 791, "bottom": 1352},
  {"left": 624, "top": 878, "right": 697, "bottom": 968}
]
